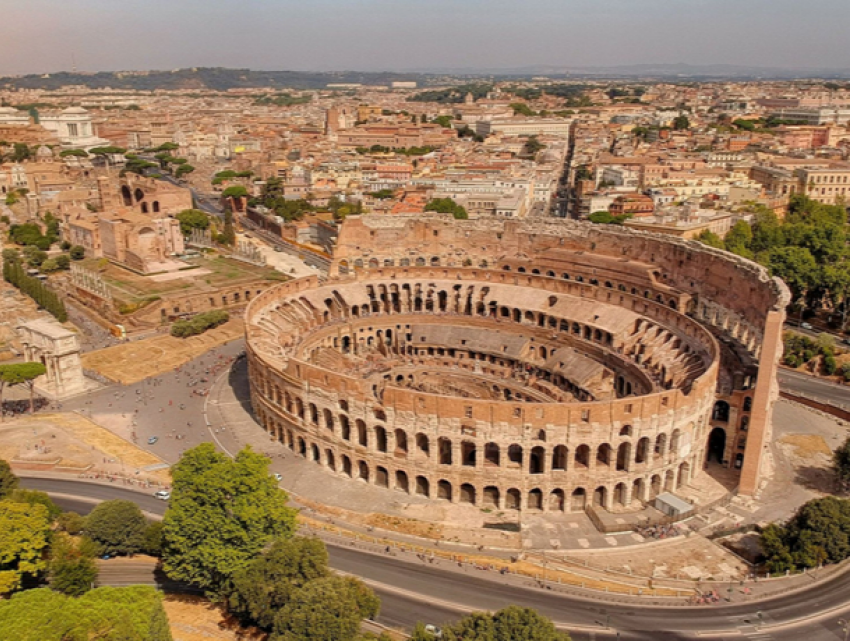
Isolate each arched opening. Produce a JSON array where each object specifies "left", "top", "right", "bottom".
[
  {"left": 356, "top": 420, "right": 368, "bottom": 447},
  {"left": 664, "top": 469, "right": 676, "bottom": 492},
  {"left": 310, "top": 444, "right": 320, "bottom": 462},
  {"left": 437, "top": 480, "right": 452, "bottom": 501},
  {"left": 484, "top": 442, "right": 500, "bottom": 467},
  {"left": 632, "top": 478, "right": 644, "bottom": 503},
  {"left": 596, "top": 443, "right": 612, "bottom": 468},
  {"left": 325, "top": 450, "right": 336, "bottom": 472},
  {"left": 323, "top": 408, "right": 334, "bottom": 432},
  {"left": 460, "top": 483, "right": 476, "bottom": 505},
  {"left": 650, "top": 474, "right": 662, "bottom": 497},
  {"left": 549, "top": 489, "right": 565, "bottom": 512},
  {"left": 528, "top": 489, "right": 543, "bottom": 510},
  {"left": 529, "top": 446, "right": 545, "bottom": 474},
  {"left": 707, "top": 427, "right": 727, "bottom": 464},
  {"left": 616, "top": 442, "right": 631, "bottom": 471},
  {"left": 635, "top": 437, "right": 649, "bottom": 464},
  {"left": 376, "top": 466, "right": 389, "bottom": 488},
  {"left": 395, "top": 470, "right": 409, "bottom": 493},
  {"left": 340, "top": 415, "right": 351, "bottom": 440},
  {"left": 677, "top": 462, "right": 691, "bottom": 488},
  {"left": 415, "top": 476, "right": 430, "bottom": 497},
  {"left": 654, "top": 433, "right": 667, "bottom": 459},
  {"left": 712, "top": 401, "right": 730, "bottom": 422},
  {"left": 593, "top": 486, "right": 607, "bottom": 507},
  {"left": 358, "top": 461, "right": 369, "bottom": 482},
  {"left": 416, "top": 433, "right": 430, "bottom": 456},
  {"left": 505, "top": 488, "right": 521, "bottom": 510},
  {"left": 461, "top": 441, "right": 477, "bottom": 467},
  {"left": 483, "top": 486, "right": 500, "bottom": 508},
  {"left": 507, "top": 444, "right": 523, "bottom": 468},
  {"left": 614, "top": 482, "right": 627, "bottom": 506},
  {"left": 134, "top": 188, "right": 144, "bottom": 202},
  {"left": 575, "top": 445, "right": 590, "bottom": 469},
  {"left": 395, "top": 430, "right": 409, "bottom": 456},
  {"left": 121, "top": 185, "right": 132, "bottom": 206},
  {"left": 297, "top": 437, "right": 306, "bottom": 456},
  {"left": 438, "top": 437, "right": 452, "bottom": 465},
  {"left": 375, "top": 426, "right": 388, "bottom": 452},
  {"left": 551, "top": 445, "right": 568, "bottom": 471},
  {"left": 571, "top": 488, "right": 586, "bottom": 512},
  {"left": 342, "top": 456, "right": 353, "bottom": 477}
]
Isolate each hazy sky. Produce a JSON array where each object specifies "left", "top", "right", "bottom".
[{"left": 2, "top": 0, "right": 848, "bottom": 75}]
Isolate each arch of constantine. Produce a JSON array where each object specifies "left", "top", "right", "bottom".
[{"left": 244, "top": 216, "right": 789, "bottom": 517}]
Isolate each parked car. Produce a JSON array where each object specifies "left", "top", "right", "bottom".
[
  {"left": 801, "top": 322, "right": 814, "bottom": 330},
  {"left": 147, "top": 436, "right": 159, "bottom": 445},
  {"left": 154, "top": 490, "right": 170, "bottom": 501},
  {"left": 273, "top": 473, "right": 283, "bottom": 482},
  {"left": 424, "top": 625, "right": 443, "bottom": 639}
]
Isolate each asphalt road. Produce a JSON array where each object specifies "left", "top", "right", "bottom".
[
  {"left": 778, "top": 368, "right": 850, "bottom": 407},
  {"left": 21, "top": 478, "right": 850, "bottom": 640}
]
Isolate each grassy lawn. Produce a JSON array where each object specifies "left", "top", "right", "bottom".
[{"left": 79, "top": 255, "right": 286, "bottom": 303}]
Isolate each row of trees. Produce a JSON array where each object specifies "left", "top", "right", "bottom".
[
  {"left": 170, "top": 310, "right": 230, "bottom": 338},
  {"left": 3, "top": 257, "right": 67, "bottom": 322}
]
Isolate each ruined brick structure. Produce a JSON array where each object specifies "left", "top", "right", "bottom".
[{"left": 245, "top": 216, "right": 789, "bottom": 513}]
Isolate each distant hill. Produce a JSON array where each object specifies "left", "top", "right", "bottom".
[{"left": 0, "top": 68, "right": 432, "bottom": 92}]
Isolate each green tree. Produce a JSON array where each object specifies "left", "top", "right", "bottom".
[
  {"left": 834, "top": 437, "right": 850, "bottom": 492},
  {"left": 175, "top": 163, "right": 195, "bottom": 178},
  {"left": 672, "top": 114, "right": 690, "bottom": 130},
  {"left": 5, "top": 488, "right": 61, "bottom": 520},
  {"left": 0, "top": 500, "right": 50, "bottom": 594},
  {"left": 49, "top": 533, "right": 97, "bottom": 597},
  {"left": 222, "top": 185, "right": 249, "bottom": 199},
  {"left": 162, "top": 443, "right": 298, "bottom": 595},
  {"left": 432, "top": 115, "right": 454, "bottom": 128},
  {"left": 58, "top": 148, "right": 88, "bottom": 158},
  {"left": 419, "top": 606, "right": 570, "bottom": 641},
  {"left": 0, "top": 362, "right": 47, "bottom": 416},
  {"left": 0, "top": 586, "right": 173, "bottom": 641},
  {"left": 142, "top": 521, "right": 164, "bottom": 557},
  {"left": 765, "top": 246, "right": 818, "bottom": 299},
  {"left": 510, "top": 103, "right": 536, "bottom": 117},
  {"left": 0, "top": 459, "right": 18, "bottom": 499},
  {"left": 695, "top": 229, "right": 726, "bottom": 249},
  {"left": 229, "top": 536, "right": 330, "bottom": 629},
  {"left": 56, "top": 511, "right": 85, "bottom": 535},
  {"left": 220, "top": 209, "right": 236, "bottom": 245},
  {"left": 272, "top": 575, "right": 378, "bottom": 641},
  {"left": 85, "top": 499, "right": 147, "bottom": 556},
  {"left": 425, "top": 197, "right": 468, "bottom": 220},
  {"left": 724, "top": 220, "right": 753, "bottom": 257},
  {"left": 69, "top": 245, "right": 85, "bottom": 260},
  {"left": 176, "top": 209, "right": 210, "bottom": 235}
]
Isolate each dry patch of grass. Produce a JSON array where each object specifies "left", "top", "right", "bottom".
[
  {"left": 778, "top": 434, "right": 833, "bottom": 459},
  {"left": 163, "top": 595, "right": 266, "bottom": 641},
  {"left": 82, "top": 320, "right": 244, "bottom": 385}
]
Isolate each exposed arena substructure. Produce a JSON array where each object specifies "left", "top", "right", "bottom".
[{"left": 245, "top": 217, "right": 789, "bottom": 515}]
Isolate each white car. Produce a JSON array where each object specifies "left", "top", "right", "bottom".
[
  {"left": 273, "top": 473, "right": 283, "bottom": 482},
  {"left": 154, "top": 490, "right": 171, "bottom": 501},
  {"left": 424, "top": 625, "right": 442, "bottom": 639}
]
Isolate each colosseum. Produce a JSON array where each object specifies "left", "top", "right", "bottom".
[{"left": 245, "top": 216, "right": 789, "bottom": 517}]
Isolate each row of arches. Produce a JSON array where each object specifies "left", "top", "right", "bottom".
[
  {"left": 272, "top": 425, "right": 695, "bottom": 511},
  {"left": 259, "top": 392, "right": 690, "bottom": 475}
]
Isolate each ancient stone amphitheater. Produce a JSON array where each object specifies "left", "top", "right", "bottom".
[{"left": 245, "top": 217, "right": 789, "bottom": 515}]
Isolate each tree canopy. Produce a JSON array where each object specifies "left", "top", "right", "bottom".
[
  {"left": 176, "top": 209, "right": 210, "bottom": 235},
  {"left": 411, "top": 606, "right": 570, "bottom": 641},
  {"left": 162, "top": 444, "right": 298, "bottom": 595},
  {"left": 271, "top": 575, "right": 379, "bottom": 641},
  {"left": 0, "top": 586, "right": 172, "bottom": 641},
  {"left": 229, "top": 536, "right": 330, "bottom": 629},
  {"left": 425, "top": 197, "right": 468, "bottom": 220},
  {"left": 0, "top": 459, "right": 18, "bottom": 499},
  {"left": 760, "top": 496, "right": 850, "bottom": 573},
  {"left": 221, "top": 185, "right": 249, "bottom": 199},
  {"left": 0, "top": 500, "right": 50, "bottom": 594},
  {"left": 85, "top": 499, "right": 148, "bottom": 556}
]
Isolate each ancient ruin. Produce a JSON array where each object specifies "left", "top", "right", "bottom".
[{"left": 244, "top": 216, "right": 789, "bottom": 515}]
